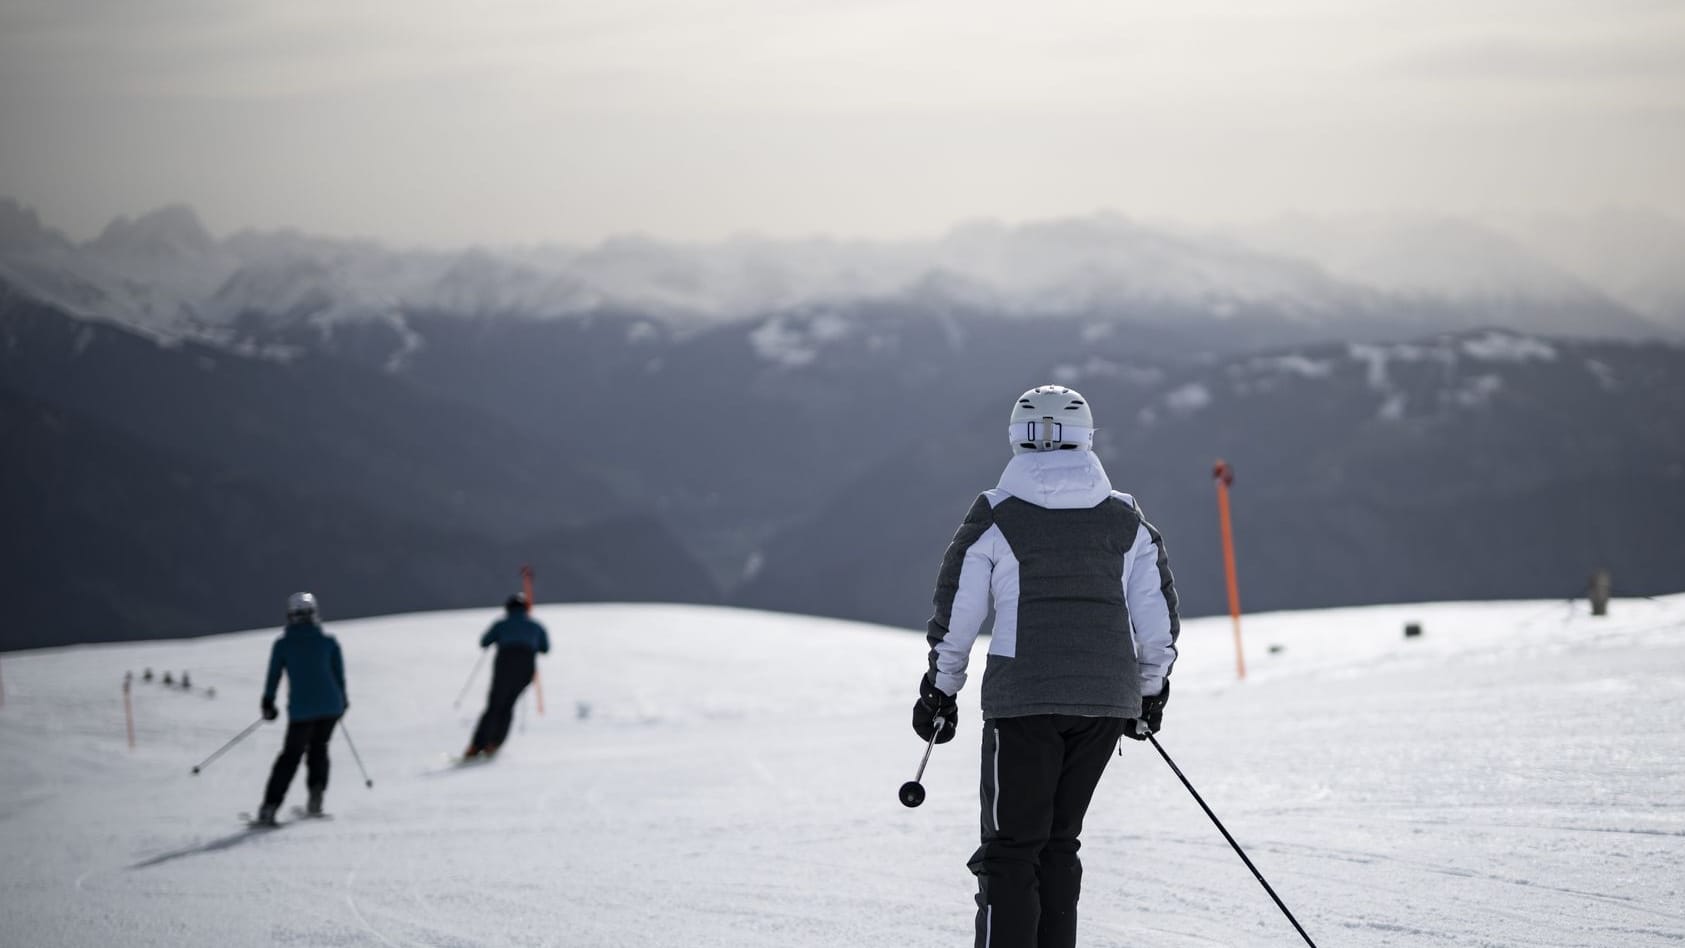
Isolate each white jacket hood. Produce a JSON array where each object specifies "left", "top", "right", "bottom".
[{"left": 996, "top": 450, "right": 1114, "bottom": 509}]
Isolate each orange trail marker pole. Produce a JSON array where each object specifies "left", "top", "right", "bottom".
[
  {"left": 123, "top": 674, "right": 136, "bottom": 750},
  {"left": 1213, "top": 460, "right": 1246, "bottom": 682},
  {"left": 522, "top": 565, "right": 545, "bottom": 714}
]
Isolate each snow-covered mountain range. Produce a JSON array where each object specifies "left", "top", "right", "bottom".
[
  {"left": 4, "top": 198, "right": 1684, "bottom": 649},
  {"left": 4, "top": 199, "right": 1682, "bottom": 343}
]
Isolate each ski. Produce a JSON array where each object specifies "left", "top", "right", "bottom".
[
  {"left": 237, "top": 812, "right": 285, "bottom": 829},
  {"left": 289, "top": 807, "right": 332, "bottom": 821}
]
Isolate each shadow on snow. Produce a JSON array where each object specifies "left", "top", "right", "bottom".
[{"left": 128, "top": 824, "right": 285, "bottom": 870}]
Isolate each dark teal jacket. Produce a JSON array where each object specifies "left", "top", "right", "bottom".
[
  {"left": 263, "top": 622, "right": 347, "bottom": 721},
  {"left": 481, "top": 614, "right": 550, "bottom": 654}
]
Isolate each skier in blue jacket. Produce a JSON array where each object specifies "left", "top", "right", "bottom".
[
  {"left": 464, "top": 593, "right": 549, "bottom": 759},
  {"left": 257, "top": 592, "right": 347, "bottom": 824}
]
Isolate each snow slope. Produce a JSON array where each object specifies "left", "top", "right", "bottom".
[{"left": 1, "top": 598, "right": 1682, "bottom": 947}]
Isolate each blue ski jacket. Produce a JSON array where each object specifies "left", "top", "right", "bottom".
[
  {"left": 481, "top": 614, "right": 550, "bottom": 654},
  {"left": 263, "top": 622, "right": 348, "bottom": 721}
]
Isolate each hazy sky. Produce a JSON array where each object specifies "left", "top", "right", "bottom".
[{"left": 2, "top": 0, "right": 1683, "bottom": 244}]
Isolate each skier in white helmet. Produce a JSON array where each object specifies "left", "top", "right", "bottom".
[
  {"left": 256, "top": 592, "right": 347, "bottom": 824},
  {"left": 914, "top": 385, "right": 1181, "bottom": 948}
]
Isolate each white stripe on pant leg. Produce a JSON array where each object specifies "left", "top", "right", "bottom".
[
  {"left": 985, "top": 904, "right": 993, "bottom": 947},
  {"left": 991, "top": 723, "right": 1002, "bottom": 833}
]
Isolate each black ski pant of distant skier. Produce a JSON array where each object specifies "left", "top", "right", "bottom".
[
  {"left": 263, "top": 715, "right": 340, "bottom": 809},
  {"left": 470, "top": 647, "right": 536, "bottom": 753},
  {"left": 968, "top": 714, "right": 1129, "bottom": 948}
]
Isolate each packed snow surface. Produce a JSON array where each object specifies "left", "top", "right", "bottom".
[{"left": 2, "top": 597, "right": 1683, "bottom": 947}]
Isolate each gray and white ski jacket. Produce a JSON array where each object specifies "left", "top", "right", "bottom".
[{"left": 925, "top": 450, "right": 1180, "bottom": 720}]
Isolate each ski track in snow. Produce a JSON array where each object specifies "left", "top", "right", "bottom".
[{"left": 2, "top": 599, "right": 1683, "bottom": 946}]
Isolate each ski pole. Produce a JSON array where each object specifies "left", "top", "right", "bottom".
[
  {"left": 339, "top": 721, "right": 374, "bottom": 788},
  {"left": 898, "top": 717, "right": 946, "bottom": 808},
  {"left": 452, "top": 649, "right": 490, "bottom": 709},
  {"left": 190, "top": 717, "right": 266, "bottom": 775},
  {"left": 1147, "top": 734, "right": 1319, "bottom": 947}
]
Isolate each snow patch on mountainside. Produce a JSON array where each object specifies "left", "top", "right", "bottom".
[
  {"left": 1452, "top": 372, "right": 1504, "bottom": 407},
  {"left": 1164, "top": 383, "right": 1213, "bottom": 414},
  {"left": 1248, "top": 353, "right": 1334, "bottom": 378},
  {"left": 1461, "top": 330, "right": 1558, "bottom": 362}
]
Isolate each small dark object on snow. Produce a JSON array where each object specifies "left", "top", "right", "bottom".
[
  {"left": 162, "top": 672, "right": 174, "bottom": 686},
  {"left": 143, "top": 669, "right": 154, "bottom": 682},
  {"left": 1268, "top": 644, "right": 1285, "bottom": 655},
  {"left": 1404, "top": 622, "right": 1423, "bottom": 639},
  {"left": 1589, "top": 568, "right": 1612, "bottom": 617},
  {"left": 181, "top": 672, "right": 191, "bottom": 689}
]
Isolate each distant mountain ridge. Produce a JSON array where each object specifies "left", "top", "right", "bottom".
[
  {"left": 2, "top": 199, "right": 1680, "bottom": 343},
  {"left": 4, "top": 199, "right": 1684, "bottom": 649}
]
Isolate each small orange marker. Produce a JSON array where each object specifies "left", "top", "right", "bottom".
[{"left": 1213, "top": 460, "right": 1246, "bottom": 682}]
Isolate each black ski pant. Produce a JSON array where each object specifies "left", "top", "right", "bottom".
[
  {"left": 263, "top": 715, "right": 340, "bottom": 809},
  {"left": 470, "top": 647, "right": 536, "bottom": 752},
  {"left": 969, "top": 714, "right": 1128, "bottom": 948}
]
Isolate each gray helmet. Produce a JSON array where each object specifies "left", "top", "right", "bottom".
[{"left": 286, "top": 591, "right": 319, "bottom": 622}]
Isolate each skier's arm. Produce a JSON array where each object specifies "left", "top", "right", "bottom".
[
  {"left": 1124, "top": 517, "right": 1180, "bottom": 696},
  {"left": 535, "top": 623, "right": 550, "bottom": 655},
  {"left": 926, "top": 494, "right": 1001, "bottom": 696},
  {"left": 479, "top": 623, "right": 499, "bottom": 649},
  {"left": 262, "top": 641, "right": 284, "bottom": 704}
]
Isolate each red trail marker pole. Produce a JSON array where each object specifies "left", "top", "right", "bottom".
[
  {"left": 1213, "top": 460, "right": 1246, "bottom": 682},
  {"left": 523, "top": 565, "right": 545, "bottom": 715}
]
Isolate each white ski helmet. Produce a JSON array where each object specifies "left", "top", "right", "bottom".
[
  {"left": 1009, "top": 385, "right": 1095, "bottom": 455},
  {"left": 286, "top": 591, "right": 319, "bottom": 622}
]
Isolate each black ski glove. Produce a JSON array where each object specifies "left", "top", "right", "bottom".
[
  {"left": 1124, "top": 680, "right": 1169, "bottom": 741},
  {"left": 912, "top": 673, "right": 958, "bottom": 744},
  {"left": 261, "top": 697, "right": 279, "bottom": 722}
]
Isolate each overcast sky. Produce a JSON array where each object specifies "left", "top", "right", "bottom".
[{"left": 2, "top": 0, "right": 1682, "bottom": 245}]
